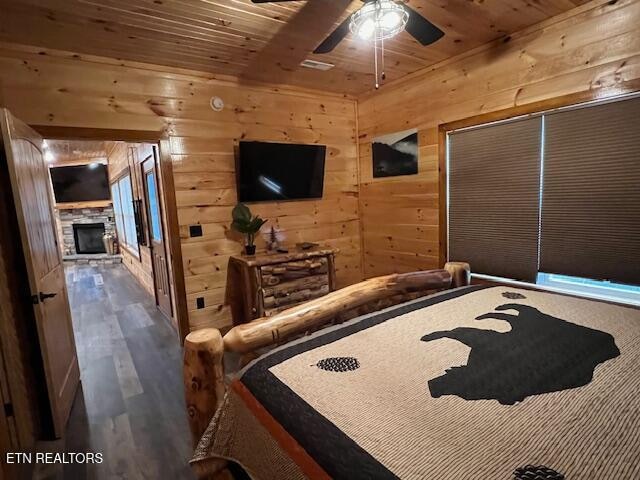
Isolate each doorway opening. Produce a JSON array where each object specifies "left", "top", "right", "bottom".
[
  {"left": 44, "top": 138, "right": 179, "bottom": 325},
  {"left": 0, "top": 114, "right": 192, "bottom": 478},
  {"left": 43, "top": 138, "right": 193, "bottom": 475}
]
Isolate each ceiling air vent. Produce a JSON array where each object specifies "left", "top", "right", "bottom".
[{"left": 300, "top": 59, "right": 335, "bottom": 71}]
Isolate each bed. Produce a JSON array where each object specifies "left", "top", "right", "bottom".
[{"left": 183, "top": 263, "right": 640, "bottom": 479}]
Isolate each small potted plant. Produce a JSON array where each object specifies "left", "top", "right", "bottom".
[{"left": 230, "top": 203, "right": 267, "bottom": 255}]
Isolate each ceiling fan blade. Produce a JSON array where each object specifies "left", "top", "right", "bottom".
[
  {"left": 404, "top": 5, "right": 444, "bottom": 46},
  {"left": 313, "top": 15, "right": 352, "bottom": 54},
  {"left": 251, "top": 0, "right": 299, "bottom": 3}
]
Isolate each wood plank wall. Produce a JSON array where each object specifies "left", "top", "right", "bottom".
[
  {"left": 107, "top": 141, "right": 156, "bottom": 299},
  {"left": 2, "top": 0, "right": 635, "bottom": 330},
  {"left": 356, "top": 0, "right": 640, "bottom": 278},
  {"left": 0, "top": 43, "right": 362, "bottom": 332}
]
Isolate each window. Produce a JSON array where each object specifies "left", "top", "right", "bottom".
[
  {"left": 448, "top": 117, "right": 542, "bottom": 282},
  {"left": 111, "top": 182, "right": 124, "bottom": 242},
  {"left": 539, "top": 97, "right": 640, "bottom": 285},
  {"left": 537, "top": 273, "right": 640, "bottom": 307},
  {"left": 111, "top": 173, "right": 139, "bottom": 256},
  {"left": 145, "top": 171, "right": 162, "bottom": 242},
  {"left": 447, "top": 94, "right": 640, "bottom": 300}
]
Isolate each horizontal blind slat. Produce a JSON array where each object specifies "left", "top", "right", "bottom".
[{"left": 449, "top": 117, "right": 542, "bottom": 281}]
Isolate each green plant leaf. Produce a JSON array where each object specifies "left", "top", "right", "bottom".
[
  {"left": 248, "top": 217, "right": 267, "bottom": 233},
  {"left": 231, "top": 220, "right": 251, "bottom": 234},
  {"left": 232, "top": 203, "right": 252, "bottom": 223}
]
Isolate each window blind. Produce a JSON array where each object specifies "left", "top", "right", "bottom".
[
  {"left": 110, "top": 182, "right": 124, "bottom": 241},
  {"left": 111, "top": 174, "right": 139, "bottom": 255},
  {"left": 119, "top": 174, "right": 139, "bottom": 254},
  {"left": 448, "top": 117, "right": 542, "bottom": 282},
  {"left": 540, "top": 96, "right": 640, "bottom": 285}
]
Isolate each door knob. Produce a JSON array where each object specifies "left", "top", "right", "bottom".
[{"left": 39, "top": 292, "right": 57, "bottom": 302}]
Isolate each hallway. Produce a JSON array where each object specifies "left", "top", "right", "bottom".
[{"left": 34, "top": 264, "right": 192, "bottom": 479}]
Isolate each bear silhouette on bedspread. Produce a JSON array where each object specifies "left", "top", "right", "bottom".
[{"left": 420, "top": 303, "right": 620, "bottom": 405}]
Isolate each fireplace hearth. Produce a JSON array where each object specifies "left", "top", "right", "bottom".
[{"left": 73, "top": 223, "right": 106, "bottom": 254}]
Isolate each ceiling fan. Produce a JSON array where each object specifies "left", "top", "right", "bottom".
[{"left": 251, "top": 0, "right": 444, "bottom": 88}]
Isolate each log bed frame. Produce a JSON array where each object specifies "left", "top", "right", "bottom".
[{"left": 183, "top": 262, "right": 470, "bottom": 478}]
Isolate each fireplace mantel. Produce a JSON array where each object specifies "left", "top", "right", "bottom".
[{"left": 55, "top": 200, "right": 112, "bottom": 210}]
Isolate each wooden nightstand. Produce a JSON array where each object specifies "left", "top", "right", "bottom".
[{"left": 226, "top": 247, "right": 338, "bottom": 325}]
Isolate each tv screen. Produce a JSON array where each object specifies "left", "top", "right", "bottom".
[
  {"left": 50, "top": 164, "right": 110, "bottom": 203},
  {"left": 237, "top": 141, "right": 326, "bottom": 202}
]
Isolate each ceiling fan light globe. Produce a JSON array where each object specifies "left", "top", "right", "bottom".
[
  {"left": 358, "top": 18, "right": 376, "bottom": 39},
  {"left": 381, "top": 11, "right": 401, "bottom": 30}
]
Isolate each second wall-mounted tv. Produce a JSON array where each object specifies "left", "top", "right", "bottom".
[
  {"left": 237, "top": 141, "right": 326, "bottom": 202},
  {"left": 50, "top": 164, "right": 110, "bottom": 203}
]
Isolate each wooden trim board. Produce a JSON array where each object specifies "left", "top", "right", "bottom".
[
  {"left": 55, "top": 200, "right": 112, "bottom": 210},
  {"left": 159, "top": 138, "right": 190, "bottom": 342},
  {"left": 32, "top": 126, "right": 164, "bottom": 143}
]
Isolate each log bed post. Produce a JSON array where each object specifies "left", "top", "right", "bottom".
[
  {"left": 445, "top": 261, "right": 471, "bottom": 288},
  {"left": 183, "top": 328, "right": 226, "bottom": 447},
  {"left": 183, "top": 264, "right": 470, "bottom": 476}
]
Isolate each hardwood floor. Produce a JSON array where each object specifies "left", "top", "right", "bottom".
[{"left": 33, "top": 264, "right": 193, "bottom": 479}]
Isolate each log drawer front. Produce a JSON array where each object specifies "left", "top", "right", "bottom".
[{"left": 227, "top": 248, "right": 337, "bottom": 326}]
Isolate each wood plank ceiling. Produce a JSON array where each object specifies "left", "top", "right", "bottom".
[
  {"left": 44, "top": 139, "right": 114, "bottom": 166},
  {"left": 0, "top": 0, "right": 590, "bottom": 95}
]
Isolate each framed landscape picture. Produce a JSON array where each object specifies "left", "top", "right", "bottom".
[{"left": 372, "top": 128, "right": 418, "bottom": 178}]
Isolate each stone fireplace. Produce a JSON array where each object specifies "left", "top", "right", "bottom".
[
  {"left": 55, "top": 206, "right": 120, "bottom": 264},
  {"left": 73, "top": 223, "right": 106, "bottom": 254}
]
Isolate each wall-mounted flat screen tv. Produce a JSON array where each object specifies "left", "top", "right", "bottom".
[
  {"left": 237, "top": 141, "right": 326, "bottom": 202},
  {"left": 50, "top": 164, "right": 110, "bottom": 203}
]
